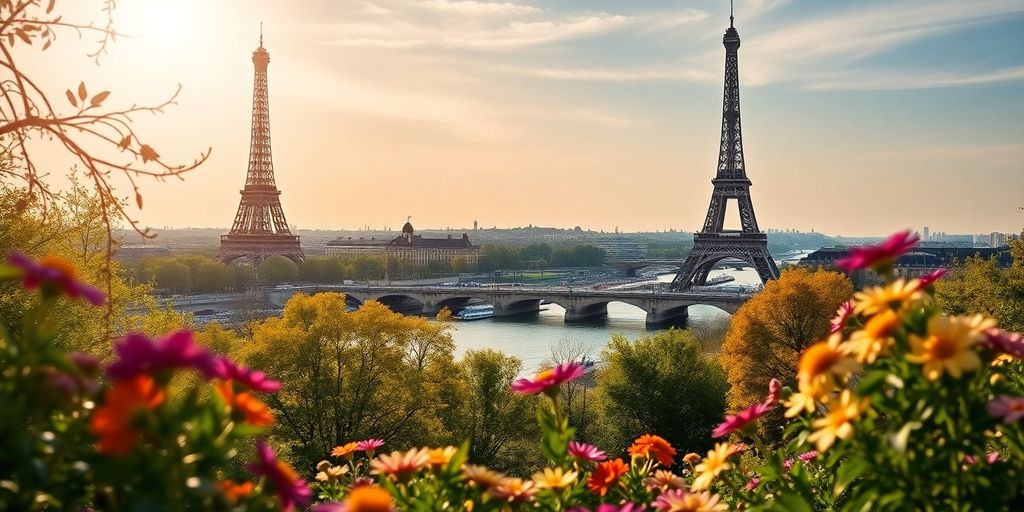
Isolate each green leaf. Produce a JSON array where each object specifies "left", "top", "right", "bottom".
[
  {"left": 773, "top": 491, "right": 814, "bottom": 512},
  {"left": 834, "top": 457, "right": 870, "bottom": 497}
]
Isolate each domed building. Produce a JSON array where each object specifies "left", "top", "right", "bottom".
[{"left": 325, "top": 218, "right": 480, "bottom": 268}]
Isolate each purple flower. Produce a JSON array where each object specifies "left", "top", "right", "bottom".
[
  {"left": 987, "top": 395, "right": 1024, "bottom": 424},
  {"left": 568, "top": 440, "right": 607, "bottom": 462},
  {"left": 106, "top": 331, "right": 217, "bottom": 380},
  {"left": 208, "top": 356, "right": 282, "bottom": 392},
  {"left": 835, "top": 231, "right": 919, "bottom": 273},
  {"left": 6, "top": 251, "right": 105, "bottom": 305},
  {"left": 247, "top": 440, "right": 311, "bottom": 511}
]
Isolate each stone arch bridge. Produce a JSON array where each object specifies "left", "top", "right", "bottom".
[{"left": 265, "top": 285, "right": 750, "bottom": 326}]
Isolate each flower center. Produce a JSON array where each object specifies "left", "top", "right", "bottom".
[
  {"left": 40, "top": 256, "right": 77, "bottom": 279},
  {"left": 865, "top": 310, "right": 900, "bottom": 339},
  {"left": 534, "top": 368, "right": 555, "bottom": 381},
  {"left": 929, "top": 336, "right": 958, "bottom": 360},
  {"left": 800, "top": 344, "right": 842, "bottom": 378}
]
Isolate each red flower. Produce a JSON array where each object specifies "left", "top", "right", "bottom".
[
  {"left": 247, "top": 440, "right": 311, "bottom": 511},
  {"left": 6, "top": 250, "right": 105, "bottom": 305},
  {"left": 89, "top": 375, "right": 165, "bottom": 455},
  {"left": 835, "top": 231, "right": 919, "bottom": 272},
  {"left": 511, "top": 362, "right": 585, "bottom": 395},
  {"left": 627, "top": 434, "right": 677, "bottom": 466},
  {"left": 106, "top": 331, "right": 218, "bottom": 380},
  {"left": 587, "top": 458, "right": 628, "bottom": 496}
]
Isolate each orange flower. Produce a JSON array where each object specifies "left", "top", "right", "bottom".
[
  {"left": 587, "top": 458, "right": 629, "bottom": 496},
  {"left": 345, "top": 484, "right": 394, "bottom": 512},
  {"left": 628, "top": 434, "right": 677, "bottom": 466},
  {"left": 90, "top": 375, "right": 165, "bottom": 455},
  {"left": 219, "top": 480, "right": 254, "bottom": 503},
  {"left": 216, "top": 380, "right": 274, "bottom": 426},
  {"left": 332, "top": 441, "right": 358, "bottom": 458}
]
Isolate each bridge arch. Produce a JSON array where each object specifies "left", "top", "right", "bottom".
[{"left": 375, "top": 294, "right": 425, "bottom": 314}]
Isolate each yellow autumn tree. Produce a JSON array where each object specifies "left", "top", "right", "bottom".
[{"left": 721, "top": 267, "right": 851, "bottom": 432}]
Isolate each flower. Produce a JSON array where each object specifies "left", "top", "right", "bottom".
[
  {"left": 853, "top": 279, "right": 925, "bottom": 317},
  {"left": 511, "top": 362, "right": 585, "bottom": 395},
  {"left": 652, "top": 489, "right": 727, "bottom": 512},
  {"left": 316, "top": 464, "right": 349, "bottom": 482},
  {"left": 783, "top": 458, "right": 794, "bottom": 471},
  {"left": 426, "top": 446, "right": 457, "bottom": 469},
  {"left": 247, "top": 440, "right": 311, "bottom": 511},
  {"left": 370, "top": 448, "right": 429, "bottom": 481},
  {"left": 834, "top": 230, "right": 919, "bottom": 272},
  {"left": 745, "top": 478, "right": 760, "bottom": 491},
  {"left": 568, "top": 505, "right": 644, "bottom": 512},
  {"left": 682, "top": 453, "right": 701, "bottom": 465},
  {"left": 798, "top": 450, "right": 819, "bottom": 463},
  {"left": 729, "top": 443, "right": 751, "bottom": 456},
  {"left": 796, "top": 333, "right": 859, "bottom": 396},
  {"left": 216, "top": 380, "right": 274, "bottom": 426},
  {"left": 6, "top": 251, "right": 105, "bottom": 305},
  {"left": 712, "top": 401, "right": 773, "bottom": 438},
  {"left": 783, "top": 390, "right": 820, "bottom": 418},
  {"left": 765, "top": 378, "right": 782, "bottom": 404},
  {"left": 587, "top": 458, "right": 629, "bottom": 496},
  {"left": 463, "top": 464, "right": 505, "bottom": 488},
  {"left": 628, "top": 434, "right": 678, "bottom": 466},
  {"left": 208, "top": 356, "right": 282, "bottom": 393},
  {"left": 830, "top": 300, "right": 855, "bottom": 333},
  {"left": 219, "top": 480, "right": 254, "bottom": 503},
  {"left": 332, "top": 442, "right": 358, "bottom": 458},
  {"left": 344, "top": 484, "right": 394, "bottom": 512},
  {"left": 808, "top": 390, "right": 868, "bottom": 453},
  {"left": 907, "top": 315, "right": 986, "bottom": 380},
  {"left": 987, "top": 395, "right": 1024, "bottom": 424},
  {"left": 356, "top": 438, "right": 385, "bottom": 456},
  {"left": 106, "top": 331, "right": 217, "bottom": 381},
  {"left": 915, "top": 268, "right": 947, "bottom": 289},
  {"left": 490, "top": 477, "right": 538, "bottom": 503},
  {"left": 89, "top": 375, "right": 165, "bottom": 455},
  {"left": 985, "top": 328, "right": 1024, "bottom": 359},
  {"left": 645, "top": 469, "right": 686, "bottom": 492},
  {"left": 691, "top": 443, "right": 733, "bottom": 491},
  {"left": 532, "top": 467, "right": 578, "bottom": 490},
  {"left": 568, "top": 440, "right": 607, "bottom": 462},
  {"left": 313, "top": 503, "right": 344, "bottom": 512},
  {"left": 847, "top": 309, "right": 901, "bottom": 363}
]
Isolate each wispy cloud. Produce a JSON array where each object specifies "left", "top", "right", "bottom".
[
  {"left": 505, "top": 64, "right": 716, "bottom": 83},
  {"left": 416, "top": 0, "right": 542, "bottom": 16},
  {"left": 809, "top": 66, "right": 1024, "bottom": 90}
]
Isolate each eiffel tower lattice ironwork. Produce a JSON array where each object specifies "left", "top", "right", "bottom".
[
  {"left": 669, "top": 12, "right": 778, "bottom": 291},
  {"left": 218, "top": 30, "right": 304, "bottom": 266}
]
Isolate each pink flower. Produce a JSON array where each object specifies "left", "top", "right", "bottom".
[
  {"left": 745, "top": 478, "right": 760, "bottom": 491},
  {"left": 765, "top": 378, "right": 783, "bottom": 405},
  {"left": 247, "top": 440, "right": 311, "bottom": 511},
  {"left": 798, "top": 450, "right": 818, "bottom": 463},
  {"left": 986, "top": 451, "right": 1000, "bottom": 464},
  {"left": 712, "top": 379, "right": 780, "bottom": 438},
  {"left": 830, "top": 300, "right": 855, "bottom": 333},
  {"left": 568, "top": 441, "right": 607, "bottom": 462},
  {"left": 511, "top": 362, "right": 585, "bottom": 395},
  {"left": 729, "top": 442, "right": 751, "bottom": 455},
  {"left": 208, "top": 356, "right": 282, "bottom": 393},
  {"left": 312, "top": 503, "right": 345, "bottom": 512},
  {"left": 987, "top": 395, "right": 1024, "bottom": 424},
  {"left": 356, "top": 438, "right": 385, "bottom": 455},
  {"left": 985, "top": 329, "right": 1024, "bottom": 359},
  {"left": 915, "top": 268, "right": 947, "bottom": 289},
  {"left": 783, "top": 458, "right": 794, "bottom": 471},
  {"left": 106, "top": 331, "right": 218, "bottom": 380},
  {"left": 6, "top": 250, "right": 105, "bottom": 305},
  {"left": 568, "top": 504, "right": 644, "bottom": 512},
  {"left": 835, "top": 231, "right": 919, "bottom": 272}
]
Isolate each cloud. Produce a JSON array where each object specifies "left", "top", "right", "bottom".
[
  {"left": 507, "top": 65, "right": 716, "bottom": 83},
  {"left": 416, "top": 0, "right": 542, "bottom": 16},
  {"left": 808, "top": 66, "right": 1024, "bottom": 90}
]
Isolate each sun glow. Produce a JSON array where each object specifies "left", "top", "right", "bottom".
[{"left": 117, "top": 0, "right": 200, "bottom": 51}]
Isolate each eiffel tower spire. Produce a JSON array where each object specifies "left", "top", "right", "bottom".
[
  {"left": 218, "top": 30, "right": 304, "bottom": 266},
  {"left": 670, "top": 7, "right": 778, "bottom": 291}
]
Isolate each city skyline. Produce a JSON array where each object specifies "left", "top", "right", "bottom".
[{"left": 33, "top": 0, "right": 1024, "bottom": 235}]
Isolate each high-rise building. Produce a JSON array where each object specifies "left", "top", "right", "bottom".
[{"left": 922, "top": 227, "right": 929, "bottom": 242}]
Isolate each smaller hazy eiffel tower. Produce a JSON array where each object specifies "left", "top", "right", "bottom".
[
  {"left": 218, "top": 29, "right": 304, "bottom": 266},
  {"left": 670, "top": 7, "right": 778, "bottom": 291}
]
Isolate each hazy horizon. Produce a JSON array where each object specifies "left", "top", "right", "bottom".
[{"left": 30, "top": 0, "right": 1024, "bottom": 235}]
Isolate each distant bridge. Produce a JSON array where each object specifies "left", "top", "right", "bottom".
[
  {"left": 263, "top": 284, "right": 750, "bottom": 326},
  {"left": 609, "top": 259, "right": 752, "bottom": 277}
]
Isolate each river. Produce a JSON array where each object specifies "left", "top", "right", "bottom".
[{"left": 448, "top": 268, "right": 764, "bottom": 373}]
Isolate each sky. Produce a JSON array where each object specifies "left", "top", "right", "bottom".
[{"left": 25, "top": 0, "right": 1024, "bottom": 236}]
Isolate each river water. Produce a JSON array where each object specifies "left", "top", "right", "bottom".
[{"left": 449, "top": 268, "right": 764, "bottom": 373}]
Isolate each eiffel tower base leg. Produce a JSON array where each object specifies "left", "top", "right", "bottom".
[{"left": 669, "top": 234, "right": 779, "bottom": 292}]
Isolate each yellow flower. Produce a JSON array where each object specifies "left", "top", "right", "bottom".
[
  {"left": 807, "top": 390, "right": 868, "bottom": 453},
  {"left": 427, "top": 446, "right": 457, "bottom": 469},
  {"left": 489, "top": 477, "right": 538, "bottom": 503},
  {"left": 652, "top": 489, "right": 728, "bottom": 512},
  {"left": 682, "top": 452, "right": 701, "bottom": 465},
  {"left": 853, "top": 279, "right": 924, "bottom": 317},
  {"left": 462, "top": 464, "right": 506, "bottom": 488},
  {"left": 847, "top": 309, "right": 901, "bottom": 363},
  {"left": 907, "top": 315, "right": 985, "bottom": 380},
  {"left": 783, "top": 389, "right": 824, "bottom": 418},
  {"left": 691, "top": 443, "right": 733, "bottom": 491},
  {"left": 532, "top": 467, "right": 578, "bottom": 490},
  {"left": 797, "top": 333, "right": 860, "bottom": 396}
]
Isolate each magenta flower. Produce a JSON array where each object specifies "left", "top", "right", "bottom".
[
  {"left": 783, "top": 458, "right": 794, "bottom": 471},
  {"left": 712, "top": 402, "right": 773, "bottom": 438},
  {"left": 6, "top": 250, "right": 105, "bottom": 305},
  {"left": 356, "top": 438, "right": 385, "bottom": 455},
  {"left": 745, "top": 477, "right": 760, "bottom": 491},
  {"left": 987, "top": 451, "right": 1000, "bottom": 464},
  {"left": 568, "top": 441, "right": 607, "bottom": 463},
  {"left": 106, "top": 331, "right": 217, "bottom": 380},
  {"left": 208, "top": 356, "right": 282, "bottom": 393},
  {"left": 312, "top": 503, "right": 345, "bottom": 512},
  {"left": 987, "top": 395, "right": 1024, "bottom": 424},
  {"left": 798, "top": 450, "right": 819, "bottom": 463},
  {"left": 568, "top": 504, "right": 644, "bottom": 512},
  {"left": 834, "top": 231, "right": 919, "bottom": 272},
  {"left": 915, "top": 268, "right": 947, "bottom": 289},
  {"left": 985, "top": 328, "right": 1024, "bottom": 359},
  {"left": 765, "top": 378, "right": 782, "bottom": 405},
  {"left": 247, "top": 439, "right": 312, "bottom": 511},
  {"left": 511, "top": 362, "right": 585, "bottom": 395},
  {"left": 830, "top": 300, "right": 855, "bottom": 333}
]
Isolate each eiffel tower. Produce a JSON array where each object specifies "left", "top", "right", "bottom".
[
  {"left": 669, "top": 6, "right": 778, "bottom": 291},
  {"left": 218, "top": 29, "right": 304, "bottom": 266}
]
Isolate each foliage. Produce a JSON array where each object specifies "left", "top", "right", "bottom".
[
  {"left": 936, "top": 254, "right": 1024, "bottom": 333},
  {"left": 479, "top": 243, "right": 607, "bottom": 271},
  {"left": 595, "top": 329, "right": 729, "bottom": 457},
  {"left": 721, "top": 267, "right": 852, "bottom": 432},
  {"left": 258, "top": 256, "right": 300, "bottom": 284}
]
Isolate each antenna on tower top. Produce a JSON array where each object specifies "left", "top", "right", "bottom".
[
  {"left": 259, "top": 22, "right": 263, "bottom": 47},
  {"left": 730, "top": 0, "right": 734, "bottom": 27}
]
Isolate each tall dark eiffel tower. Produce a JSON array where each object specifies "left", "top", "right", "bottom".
[
  {"left": 218, "top": 30, "right": 304, "bottom": 266},
  {"left": 669, "top": 8, "right": 778, "bottom": 291}
]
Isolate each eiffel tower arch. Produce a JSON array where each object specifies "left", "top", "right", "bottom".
[
  {"left": 218, "top": 30, "right": 304, "bottom": 266},
  {"left": 670, "top": 11, "right": 778, "bottom": 292}
]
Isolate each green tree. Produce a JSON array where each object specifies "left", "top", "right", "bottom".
[
  {"left": 194, "top": 259, "right": 235, "bottom": 292},
  {"left": 152, "top": 260, "right": 192, "bottom": 293},
  {"left": 936, "top": 255, "right": 1024, "bottom": 333},
  {"left": 595, "top": 329, "right": 728, "bottom": 456},
  {"left": 258, "top": 256, "right": 299, "bottom": 284}
]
